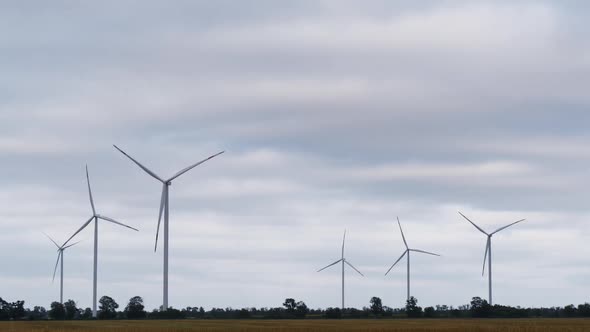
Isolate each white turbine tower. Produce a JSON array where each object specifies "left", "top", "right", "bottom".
[
  {"left": 385, "top": 217, "right": 440, "bottom": 302},
  {"left": 458, "top": 211, "right": 525, "bottom": 305},
  {"left": 317, "top": 230, "right": 364, "bottom": 310},
  {"left": 113, "top": 145, "right": 224, "bottom": 311},
  {"left": 63, "top": 166, "right": 139, "bottom": 317},
  {"left": 44, "top": 233, "right": 81, "bottom": 304}
]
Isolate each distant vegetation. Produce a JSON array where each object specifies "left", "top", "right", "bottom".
[
  {"left": 3, "top": 319, "right": 590, "bottom": 332},
  {"left": 1, "top": 295, "right": 589, "bottom": 320}
]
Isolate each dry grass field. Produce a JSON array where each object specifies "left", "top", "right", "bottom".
[{"left": 2, "top": 319, "right": 590, "bottom": 332}]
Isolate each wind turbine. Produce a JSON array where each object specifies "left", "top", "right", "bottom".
[
  {"left": 385, "top": 217, "right": 440, "bottom": 302},
  {"left": 113, "top": 145, "right": 224, "bottom": 311},
  {"left": 63, "top": 166, "right": 139, "bottom": 317},
  {"left": 317, "top": 230, "right": 364, "bottom": 310},
  {"left": 458, "top": 211, "right": 525, "bottom": 305},
  {"left": 44, "top": 233, "right": 81, "bottom": 304}
]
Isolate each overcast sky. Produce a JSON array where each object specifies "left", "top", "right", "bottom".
[{"left": 1, "top": 0, "right": 589, "bottom": 311}]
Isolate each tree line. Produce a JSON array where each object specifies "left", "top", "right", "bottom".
[{"left": 1, "top": 295, "right": 589, "bottom": 320}]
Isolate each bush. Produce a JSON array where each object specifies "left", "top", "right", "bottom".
[
  {"left": 405, "top": 297, "right": 422, "bottom": 318},
  {"left": 470, "top": 297, "right": 491, "bottom": 318},
  {"left": 49, "top": 302, "right": 66, "bottom": 320},
  {"left": 370, "top": 297, "right": 383, "bottom": 317},
  {"left": 148, "top": 307, "right": 185, "bottom": 319},
  {"left": 424, "top": 306, "right": 435, "bottom": 318},
  {"left": 324, "top": 307, "right": 342, "bottom": 319},
  {"left": 98, "top": 296, "right": 119, "bottom": 320},
  {"left": 125, "top": 296, "right": 146, "bottom": 319},
  {"left": 64, "top": 300, "right": 77, "bottom": 320}
]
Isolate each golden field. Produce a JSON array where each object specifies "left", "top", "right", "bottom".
[{"left": 2, "top": 319, "right": 590, "bottom": 332}]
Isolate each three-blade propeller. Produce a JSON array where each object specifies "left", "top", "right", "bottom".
[
  {"left": 458, "top": 211, "right": 525, "bottom": 276},
  {"left": 113, "top": 145, "right": 224, "bottom": 252},
  {"left": 385, "top": 217, "right": 440, "bottom": 276},
  {"left": 317, "top": 230, "right": 364, "bottom": 277},
  {"left": 44, "top": 232, "right": 81, "bottom": 283},
  {"left": 63, "top": 166, "right": 138, "bottom": 247}
]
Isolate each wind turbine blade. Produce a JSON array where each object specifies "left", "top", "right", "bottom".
[
  {"left": 344, "top": 260, "right": 364, "bottom": 276},
  {"left": 155, "top": 183, "right": 167, "bottom": 252},
  {"left": 491, "top": 219, "right": 526, "bottom": 235},
  {"left": 458, "top": 211, "right": 488, "bottom": 235},
  {"left": 113, "top": 145, "right": 164, "bottom": 182},
  {"left": 397, "top": 217, "right": 408, "bottom": 249},
  {"left": 410, "top": 249, "right": 441, "bottom": 257},
  {"left": 317, "top": 259, "right": 342, "bottom": 272},
  {"left": 341, "top": 229, "right": 346, "bottom": 259},
  {"left": 167, "top": 151, "right": 225, "bottom": 182},
  {"left": 482, "top": 238, "right": 490, "bottom": 276},
  {"left": 86, "top": 165, "right": 96, "bottom": 215},
  {"left": 385, "top": 250, "right": 407, "bottom": 276},
  {"left": 97, "top": 215, "right": 139, "bottom": 232},
  {"left": 62, "top": 216, "right": 94, "bottom": 247},
  {"left": 43, "top": 232, "right": 60, "bottom": 249},
  {"left": 63, "top": 240, "right": 82, "bottom": 249},
  {"left": 52, "top": 251, "right": 61, "bottom": 283}
]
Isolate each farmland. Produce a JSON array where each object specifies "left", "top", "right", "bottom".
[{"left": 2, "top": 319, "right": 590, "bottom": 332}]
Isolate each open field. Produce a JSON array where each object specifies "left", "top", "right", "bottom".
[{"left": 2, "top": 319, "right": 590, "bottom": 332}]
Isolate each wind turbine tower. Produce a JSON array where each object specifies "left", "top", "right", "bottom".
[
  {"left": 385, "top": 217, "right": 440, "bottom": 302},
  {"left": 458, "top": 211, "right": 525, "bottom": 305},
  {"left": 113, "top": 145, "right": 224, "bottom": 311},
  {"left": 317, "top": 230, "right": 364, "bottom": 310},
  {"left": 63, "top": 166, "right": 139, "bottom": 317},
  {"left": 44, "top": 233, "right": 81, "bottom": 304}
]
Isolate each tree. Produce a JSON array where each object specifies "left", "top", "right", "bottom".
[
  {"left": 125, "top": 296, "right": 146, "bottom": 319},
  {"left": 283, "top": 298, "right": 296, "bottom": 313},
  {"left": 238, "top": 308, "right": 250, "bottom": 318},
  {"left": 49, "top": 302, "right": 66, "bottom": 320},
  {"left": 324, "top": 307, "right": 341, "bottom": 319},
  {"left": 0, "top": 298, "right": 10, "bottom": 320},
  {"left": 383, "top": 306, "right": 394, "bottom": 317},
  {"left": 369, "top": 297, "right": 383, "bottom": 317},
  {"left": 563, "top": 304, "right": 577, "bottom": 317},
  {"left": 578, "top": 303, "right": 590, "bottom": 317},
  {"left": 182, "top": 306, "right": 200, "bottom": 318},
  {"left": 64, "top": 300, "right": 77, "bottom": 320},
  {"left": 9, "top": 300, "right": 25, "bottom": 320},
  {"left": 295, "top": 301, "right": 308, "bottom": 319},
  {"left": 424, "top": 306, "right": 435, "bottom": 318},
  {"left": 405, "top": 296, "right": 423, "bottom": 318},
  {"left": 470, "top": 297, "right": 491, "bottom": 318},
  {"left": 98, "top": 296, "right": 119, "bottom": 319},
  {"left": 29, "top": 306, "right": 47, "bottom": 320},
  {"left": 149, "top": 307, "right": 185, "bottom": 319},
  {"left": 80, "top": 307, "right": 93, "bottom": 319}
]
